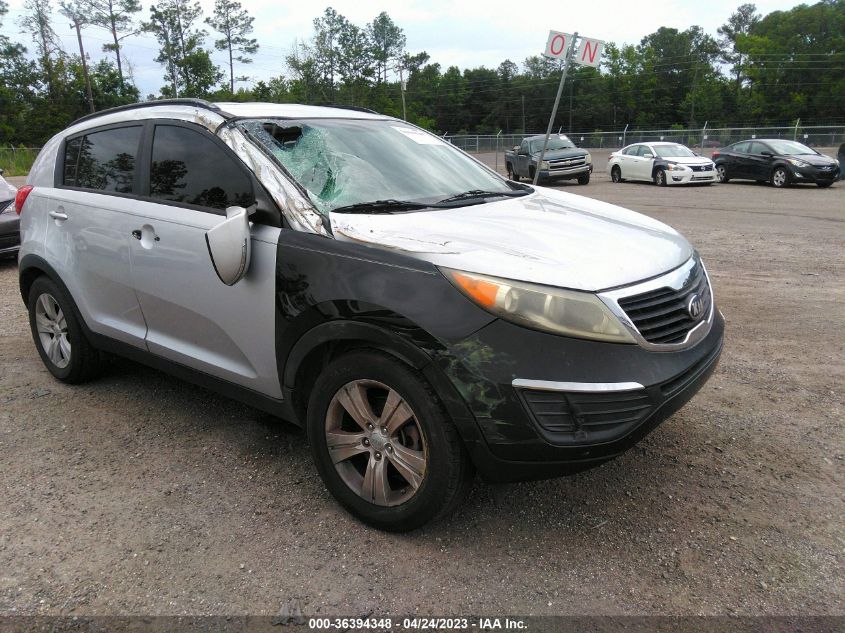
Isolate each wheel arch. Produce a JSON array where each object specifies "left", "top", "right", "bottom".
[
  {"left": 281, "top": 316, "right": 486, "bottom": 461},
  {"left": 19, "top": 254, "right": 71, "bottom": 308}
]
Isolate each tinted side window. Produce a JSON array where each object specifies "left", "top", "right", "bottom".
[
  {"left": 63, "top": 137, "right": 82, "bottom": 186},
  {"left": 519, "top": 141, "right": 529, "bottom": 154},
  {"left": 749, "top": 141, "right": 767, "bottom": 154},
  {"left": 72, "top": 126, "right": 142, "bottom": 193},
  {"left": 150, "top": 125, "right": 253, "bottom": 211},
  {"left": 732, "top": 141, "right": 750, "bottom": 154}
]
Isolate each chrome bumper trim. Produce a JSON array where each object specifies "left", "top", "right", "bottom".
[{"left": 512, "top": 379, "right": 644, "bottom": 392}]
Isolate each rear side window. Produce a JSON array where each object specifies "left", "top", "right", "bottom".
[
  {"left": 150, "top": 125, "right": 253, "bottom": 211},
  {"left": 64, "top": 126, "right": 142, "bottom": 193}
]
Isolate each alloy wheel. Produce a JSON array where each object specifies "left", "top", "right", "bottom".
[
  {"left": 772, "top": 168, "right": 787, "bottom": 187},
  {"left": 325, "top": 379, "right": 427, "bottom": 507},
  {"left": 717, "top": 165, "right": 727, "bottom": 182},
  {"left": 34, "top": 293, "right": 71, "bottom": 369}
]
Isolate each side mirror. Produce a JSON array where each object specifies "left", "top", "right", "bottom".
[
  {"left": 643, "top": 152, "right": 654, "bottom": 159},
  {"left": 205, "top": 205, "right": 252, "bottom": 286},
  {"left": 512, "top": 145, "right": 520, "bottom": 153}
]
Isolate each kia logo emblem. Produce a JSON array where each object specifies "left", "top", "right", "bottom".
[{"left": 687, "top": 293, "right": 704, "bottom": 320}]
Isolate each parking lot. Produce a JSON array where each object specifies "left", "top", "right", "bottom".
[{"left": 1, "top": 154, "right": 843, "bottom": 616}]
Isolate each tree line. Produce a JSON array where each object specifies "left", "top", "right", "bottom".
[{"left": 1, "top": 0, "right": 843, "bottom": 147}]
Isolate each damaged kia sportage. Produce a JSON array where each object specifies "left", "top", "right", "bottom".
[{"left": 17, "top": 100, "right": 723, "bottom": 531}]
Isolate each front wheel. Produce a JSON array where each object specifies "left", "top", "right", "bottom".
[
  {"left": 654, "top": 169, "right": 667, "bottom": 187},
  {"left": 306, "top": 351, "right": 474, "bottom": 532},
  {"left": 577, "top": 172, "right": 590, "bottom": 185},
  {"left": 716, "top": 164, "right": 729, "bottom": 183},
  {"left": 771, "top": 166, "right": 790, "bottom": 188}
]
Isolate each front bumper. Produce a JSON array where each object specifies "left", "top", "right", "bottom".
[
  {"left": 667, "top": 169, "right": 718, "bottom": 184},
  {"left": 440, "top": 309, "right": 724, "bottom": 482},
  {"left": 790, "top": 164, "right": 840, "bottom": 183},
  {"left": 539, "top": 163, "right": 593, "bottom": 180}
]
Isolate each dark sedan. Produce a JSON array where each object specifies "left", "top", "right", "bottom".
[
  {"left": 712, "top": 139, "right": 840, "bottom": 188},
  {"left": 0, "top": 170, "right": 19, "bottom": 257}
]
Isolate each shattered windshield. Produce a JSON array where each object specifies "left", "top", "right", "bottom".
[{"left": 239, "top": 118, "right": 516, "bottom": 214}]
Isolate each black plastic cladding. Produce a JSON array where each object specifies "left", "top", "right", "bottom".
[{"left": 274, "top": 231, "right": 725, "bottom": 481}]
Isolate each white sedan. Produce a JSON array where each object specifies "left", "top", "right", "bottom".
[{"left": 607, "top": 142, "right": 718, "bottom": 186}]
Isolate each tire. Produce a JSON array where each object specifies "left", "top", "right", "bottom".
[
  {"left": 654, "top": 168, "right": 667, "bottom": 187},
  {"left": 817, "top": 181, "right": 833, "bottom": 188},
  {"left": 611, "top": 166, "right": 623, "bottom": 183},
  {"left": 306, "top": 350, "right": 474, "bottom": 532},
  {"left": 529, "top": 166, "right": 537, "bottom": 183},
  {"left": 577, "top": 172, "right": 590, "bottom": 185},
  {"left": 716, "top": 164, "right": 729, "bottom": 183},
  {"left": 27, "top": 276, "right": 101, "bottom": 384},
  {"left": 771, "top": 166, "right": 789, "bottom": 188},
  {"left": 507, "top": 164, "right": 519, "bottom": 182}
]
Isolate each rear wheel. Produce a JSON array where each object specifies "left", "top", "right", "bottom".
[
  {"left": 27, "top": 277, "right": 101, "bottom": 383},
  {"left": 654, "top": 169, "right": 667, "bottom": 187},
  {"left": 771, "top": 166, "right": 789, "bottom": 188},
  {"left": 577, "top": 172, "right": 590, "bottom": 185},
  {"left": 306, "top": 351, "right": 473, "bottom": 532},
  {"left": 716, "top": 164, "right": 729, "bottom": 183},
  {"left": 611, "top": 166, "right": 623, "bottom": 183}
]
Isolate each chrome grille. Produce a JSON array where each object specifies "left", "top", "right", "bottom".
[
  {"left": 617, "top": 261, "right": 712, "bottom": 345},
  {"left": 548, "top": 157, "right": 586, "bottom": 170}
]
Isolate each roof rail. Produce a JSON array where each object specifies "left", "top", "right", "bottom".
[
  {"left": 70, "top": 98, "right": 229, "bottom": 127},
  {"left": 325, "top": 104, "right": 379, "bottom": 114}
]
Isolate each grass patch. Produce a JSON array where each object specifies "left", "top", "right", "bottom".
[{"left": 0, "top": 147, "right": 40, "bottom": 177}]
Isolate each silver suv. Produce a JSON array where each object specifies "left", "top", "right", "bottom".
[{"left": 17, "top": 99, "right": 724, "bottom": 531}]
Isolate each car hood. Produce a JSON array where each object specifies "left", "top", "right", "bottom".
[
  {"left": 0, "top": 177, "right": 16, "bottom": 201},
  {"left": 329, "top": 188, "right": 693, "bottom": 292},
  {"left": 539, "top": 148, "right": 588, "bottom": 160}
]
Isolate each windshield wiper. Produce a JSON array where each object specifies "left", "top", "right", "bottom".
[
  {"left": 435, "top": 189, "right": 529, "bottom": 205},
  {"left": 331, "top": 199, "right": 430, "bottom": 214}
]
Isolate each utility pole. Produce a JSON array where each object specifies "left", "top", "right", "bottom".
[
  {"left": 533, "top": 31, "right": 578, "bottom": 185},
  {"left": 62, "top": 5, "right": 95, "bottom": 114},
  {"left": 521, "top": 95, "right": 525, "bottom": 133},
  {"left": 399, "top": 65, "right": 407, "bottom": 121}
]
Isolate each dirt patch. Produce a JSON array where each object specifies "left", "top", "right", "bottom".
[{"left": 0, "top": 168, "right": 843, "bottom": 616}]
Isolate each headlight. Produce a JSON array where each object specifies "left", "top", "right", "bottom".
[
  {"left": 666, "top": 163, "right": 688, "bottom": 171},
  {"left": 540, "top": 160, "right": 550, "bottom": 169},
  {"left": 584, "top": 152, "right": 592, "bottom": 164},
  {"left": 441, "top": 268, "right": 635, "bottom": 343},
  {"left": 787, "top": 158, "right": 809, "bottom": 167}
]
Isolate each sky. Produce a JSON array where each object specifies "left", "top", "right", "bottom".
[{"left": 1, "top": 0, "right": 808, "bottom": 97}]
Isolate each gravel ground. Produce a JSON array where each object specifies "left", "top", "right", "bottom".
[{"left": 0, "top": 157, "right": 843, "bottom": 618}]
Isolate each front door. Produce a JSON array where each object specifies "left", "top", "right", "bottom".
[{"left": 128, "top": 122, "right": 282, "bottom": 398}]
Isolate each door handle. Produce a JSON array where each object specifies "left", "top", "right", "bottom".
[
  {"left": 132, "top": 229, "right": 160, "bottom": 242},
  {"left": 49, "top": 210, "right": 68, "bottom": 221}
]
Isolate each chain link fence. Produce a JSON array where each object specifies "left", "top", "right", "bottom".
[{"left": 445, "top": 126, "right": 845, "bottom": 153}]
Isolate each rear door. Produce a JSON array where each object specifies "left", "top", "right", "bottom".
[
  {"left": 127, "top": 121, "right": 282, "bottom": 397},
  {"left": 46, "top": 124, "right": 148, "bottom": 348},
  {"left": 729, "top": 141, "right": 752, "bottom": 178}
]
